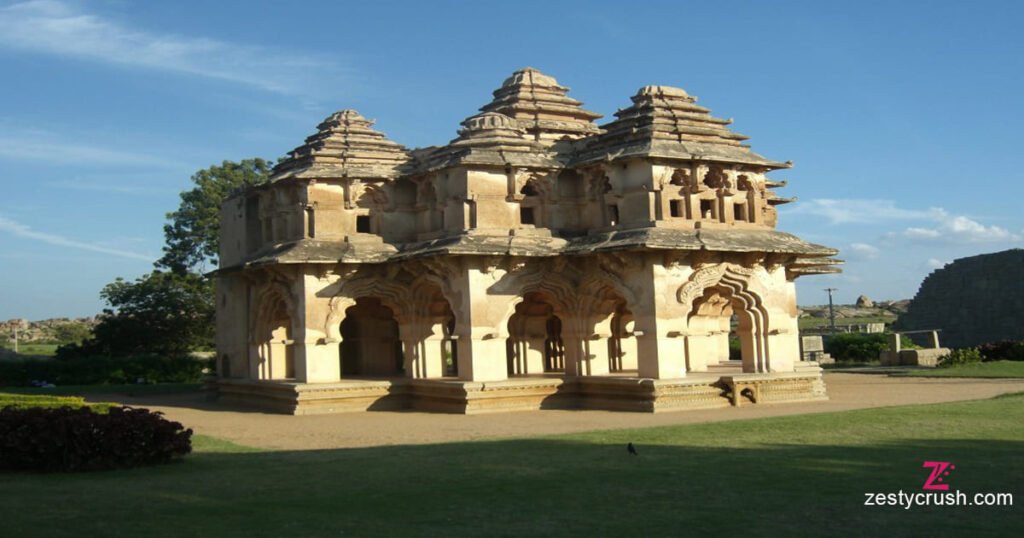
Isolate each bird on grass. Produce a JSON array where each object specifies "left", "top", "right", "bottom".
[{"left": 627, "top": 442, "right": 638, "bottom": 456}]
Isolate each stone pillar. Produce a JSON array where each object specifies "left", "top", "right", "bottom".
[
  {"left": 292, "top": 271, "right": 341, "bottom": 383},
  {"left": 449, "top": 262, "right": 518, "bottom": 382},
  {"left": 581, "top": 315, "right": 614, "bottom": 376},
  {"left": 457, "top": 335, "right": 507, "bottom": 381},
  {"left": 294, "top": 338, "right": 340, "bottom": 383},
  {"left": 631, "top": 258, "right": 690, "bottom": 380},
  {"left": 618, "top": 335, "right": 639, "bottom": 370},
  {"left": 402, "top": 321, "right": 447, "bottom": 379},
  {"left": 636, "top": 329, "right": 687, "bottom": 379},
  {"left": 930, "top": 331, "right": 941, "bottom": 349},
  {"left": 890, "top": 332, "right": 902, "bottom": 353}
]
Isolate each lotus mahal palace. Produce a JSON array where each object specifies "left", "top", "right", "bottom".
[{"left": 214, "top": 68, "right": 841, "bottom": 414}]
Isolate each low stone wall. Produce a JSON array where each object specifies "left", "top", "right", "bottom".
[{"left": 880, "top": 348, "right": 949, "bottom": 367}]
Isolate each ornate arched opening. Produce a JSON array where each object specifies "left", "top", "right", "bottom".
[
  {"left": 252, "top": 292, "right": 295, "bottom": 381},
  {"left": 686, "top": 282, "right": 769, "bottom": 374},
  {"left": 506, "top": 291, "right": 565, "bottom": 376},
  {"left": 410, "top": 283, "right": 459, "bottom": 379},
  {"left": 339, "top": 297, "right": 404, "bottom": 377}
]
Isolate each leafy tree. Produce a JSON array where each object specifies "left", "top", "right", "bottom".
[
  {"left": 52, "top": 323, "right": 92, "bottom": 346},
  {"left": 158, "top": 158, "right": 271, "bottom": 274},
  {"left": 67, "top": 159, "right": 269, "bottom": 359},
  {"left": 60, "top": 272, "right": 214, "bottom": 358}
]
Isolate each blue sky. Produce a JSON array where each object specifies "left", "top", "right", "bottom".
[{"left": 1, "top": 0, "right": 1022, "bottom": 320}]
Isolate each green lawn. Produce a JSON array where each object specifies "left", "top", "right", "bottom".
[
  {"left": 1, "top": 393, "right": 1020, "bottom": 537},
  {"left": 0, "top": 343, "right": 58, "bottom": 357},
  {"left": 898, "top": 360, "right": 1024, "bottom": 379},
  {"left": 798, "top": 314, "right": 895, "bottom": 330}
]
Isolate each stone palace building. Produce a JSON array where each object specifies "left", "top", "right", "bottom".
[{"left": 214, "top": 68, "right": 840, "bottom": 414}]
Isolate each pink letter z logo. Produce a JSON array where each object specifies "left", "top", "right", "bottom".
[{"left": 922, "top": 461, "right": 955, "bottom": 491}]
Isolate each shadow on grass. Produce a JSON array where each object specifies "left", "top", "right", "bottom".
[{"left": 2, "top": 397, "right": 1021, "bottom": 538}]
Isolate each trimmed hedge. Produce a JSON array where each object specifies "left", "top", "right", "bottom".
[
  {"left": 0, "top": 405, "right": 192, "bottom": 472},
  {"left": 0, "top": 354, "right": 212, "bottom": 387},
  {"left": 0, "top": 393, "right": 116, "bottom": 413}
]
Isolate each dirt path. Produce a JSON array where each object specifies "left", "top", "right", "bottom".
[{"left": 87, "top": 373, "right": 1024, "bottom": 451}]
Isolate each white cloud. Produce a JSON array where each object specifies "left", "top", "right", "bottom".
[
  {"left": 896, "top": 210, "right": 1020, "bottom": 244},
  {"left": 787, "top": 198, "right": 1020, "bottom": 246},
  {"left": 0, "top": 1, "right": 352, "bottom": 97},
  {"left": 0, "top": 215, "right": 154, "bottom": 261},
  {"left": 926, "top": 258, "right": 947, "bottom": 269},
  {"left": 781, "top": 198, "right": 944, "bottom": 225},
  {"left": 847, "top": 242, "right": 880, "bottom": 260}
]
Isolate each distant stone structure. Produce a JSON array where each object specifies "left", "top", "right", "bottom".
[
  {"left": 879, "top": 330, "right": 948, "bottom": 367},
  {"left": 899, "top": 249, "right": 1024, "bottom": 348},
  {"left": 215, "top": 68, "right": 840, "bottom": 414},
  {"left": 855, "top": 295, "right": 873, "bottom": 308}
]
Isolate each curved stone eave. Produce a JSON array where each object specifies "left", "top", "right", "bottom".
[
  {"left": 568, "top": 141, "right": 790, "bottom": 170},
  {"left": 271, "top": 167, "right": 403, "bottom": 182}
]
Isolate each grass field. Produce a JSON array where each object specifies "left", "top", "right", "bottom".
[
  {"left": 0, "top": 343, "right": 58, "bottom": 357},
  {"left": 1, "top": 393, "right": 1020, "bottom": 537},
  {"left": 798, "top": 314, "right": 896, "bottom": 330},
  {"left": 898, "top": 361, "right": 1024, "bottom": 379}
]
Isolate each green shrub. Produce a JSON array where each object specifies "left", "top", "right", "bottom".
[
  {"left": 0, "top": 406, "right": 191, "bottom": 472},
  {"left": 824, "top": 333, "right": 916, "bottom": 361},
  {"left": 938, "top": 348, "right": 984, "bottom": 368},
  {"left": 0, "top": 393, "right": 116, "bottom": 413},
  {"left": 0, "top": 354, "right": 213, "bottom": 387},
  {"left": 977, "top": 340, "right": 1024, "bottom": 362}
]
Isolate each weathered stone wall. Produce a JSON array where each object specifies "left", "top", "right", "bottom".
[{"left": 899, "top": 249, "right": 1024, "bottom": 348}]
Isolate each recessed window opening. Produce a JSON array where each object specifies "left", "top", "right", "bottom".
[
  {"left": 520, "top": 206, "right": 536, "bottom": 225},
  {"left": 356, "top": 215, "right": 371, "bottom": 233},
  {"left": 669, "top": 200, "right": 683, "bottom": 218},
  {"left": 608, "top": 205, "right": 620, "bottom": 226},
  {"left": 700, "top": 200, "right": 715, "bottom": 219},
  {"left": 734, "top": 203, "right": 747, "bottom": 222}
]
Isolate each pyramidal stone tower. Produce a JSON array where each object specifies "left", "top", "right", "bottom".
[{"left": 215, "top": 68, "right": 840, "bottom": 414}]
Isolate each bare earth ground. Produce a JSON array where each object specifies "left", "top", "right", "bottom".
[{"left": 86, "top": 373, "right": 1024, "bottom": 451}]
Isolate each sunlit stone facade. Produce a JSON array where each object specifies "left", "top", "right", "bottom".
[{"left": 215, "top": 68, "right": 840, "bottom": 414}]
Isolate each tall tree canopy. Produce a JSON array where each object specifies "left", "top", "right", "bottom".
[
  {"left": 65, "top": 159, "right": 270, "bottom": 358},
  {"left": 158, "top": 158, "right": 271, "bottom": 274}
]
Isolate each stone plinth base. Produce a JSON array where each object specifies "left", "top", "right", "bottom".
[
  {"left": 880, "top": 348, "right": 949, "bottom": 368},
  {"left": 218, "top": 378, "right": 412, "bottom": 415},
  {"left": 214, "top": 367, "right": 828, "bottom": 415}
]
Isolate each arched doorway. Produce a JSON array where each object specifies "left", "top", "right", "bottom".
[
  {"left": 339, "top": 297, "right": 404, "bottom": 377},
  {"left": 254, "top": 296, "right": 295, "bottom": 381},
  {"left": 687, "top": 286, "right": 764, "bottom": 373},
  {"left": 507, "top": 292, "right": 564, "bottom": 376}
]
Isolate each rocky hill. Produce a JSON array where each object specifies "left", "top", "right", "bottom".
[
  {"left": 799, "top": 299, "right": 909, "bottom": 320},
  {"left": 0, "top": 317, "right": 97, "bottom": 345}
]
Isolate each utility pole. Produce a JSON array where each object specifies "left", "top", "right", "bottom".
[
  {"left": 824, "top": 288, "right": 838, "bottom": 333},
  {"left": 13, "top": 324, "right": 18, "bottom": 354}
]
